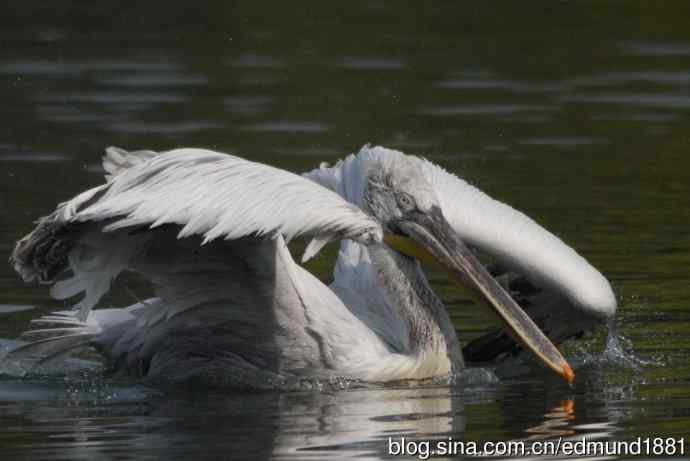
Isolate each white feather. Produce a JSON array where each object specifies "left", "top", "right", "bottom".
[
  {"left": 23, "top": 147, "right": 383, "bottom": 325},
  {"left": 103, "top": 146, "right": 158, "bottom": 180},
  {"left": 305, "top": 145, "right": 616, "bottom": 319},
  {"left": 77, "top": 148, "right": 381, "bottom": 249},
  {"left": 418, "top": 157, "right": 616, "bottom": 318}
]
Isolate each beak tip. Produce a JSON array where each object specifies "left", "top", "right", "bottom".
[{"left": 562, "top": 364, "right": 575, "bottom": 384}]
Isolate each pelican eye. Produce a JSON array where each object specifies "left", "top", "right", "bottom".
[{"left": 396, "top": 192, "right": 415, "bottom": 212}]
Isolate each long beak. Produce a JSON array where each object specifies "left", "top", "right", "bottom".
[{"left": 385, "top": 208, "right": 575, "bottom": 384}]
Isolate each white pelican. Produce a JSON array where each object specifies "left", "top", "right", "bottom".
[{"left": 7, "top": 145, "right": 616, "bottom": 387}]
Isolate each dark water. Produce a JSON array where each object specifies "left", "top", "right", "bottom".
[{"left": 1, "top": 2, "right": 690, "bottom": 459}]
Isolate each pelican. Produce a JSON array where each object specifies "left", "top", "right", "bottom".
[{"left": 7, "top": 145, "right": 616, "bottom": 387}]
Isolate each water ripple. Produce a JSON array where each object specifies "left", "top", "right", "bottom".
[
  {"left": 418, "top": 104, "right": 553, "bottom": 116},
  {"left": 572, "top": 71, "right": 690, "bottom": 87},
  {"left": 223, "top": 95, "right": 273, "bottom": 115},
  {"left": 96, "top": 73, "right": 208, "bottom": 87},
  {"left": 0, "top": 305, "right": 34, "bottom": 314},
  {"left": 0, "top": 60, "right": 179, "bottom": 76},
  {"left": 104, "top": 121, "right": 224, "bottom": 134},
  {"left": 33, "top": 91, "right": 187, "bottom": 104},
  {"left": 239, "top": 121, "right": 331, "bottom": 133},
  {"left": 0, "top": 153, "right": 67, "bottom": 162},
  {"left": 517, "top": 137, "right": 610, "bottom": 147},
  {"left": 560, "top": 93, "right": 690, "bottom": 109},
  {"left": 226, "top": 54, "right": 284, "bottom": 68},
  {"left": 435, "top": 78, "right": 569, "bottom": 94},
  {"left": 336, "top": 57, "right": 404, "bottom": 71},
  {"left": 621, "top": 41, "right": 690, "bottom": 56}
]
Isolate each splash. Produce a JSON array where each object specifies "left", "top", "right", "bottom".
[
  {"left": 576, "top": 319, "right": 655, "bottom": 370},
  {"left": 0, "top": 338, "right": 104, "bottom": 379},
  {"left": 457, "top": 367, "right": 501, "bottom": 386},
  {"left": 0, "top": 339, "right": 28, "bottom": 378}
]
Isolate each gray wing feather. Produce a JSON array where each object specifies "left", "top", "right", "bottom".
[
  {"left": 9, "top": 147, "right": 387, "bottom": 383},
  {"left": 11, "top": 147, "right": 381, "bottom": 321}
]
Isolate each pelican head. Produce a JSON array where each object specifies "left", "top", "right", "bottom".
[{"left": 349, "top": 147, "right": 601, "bottom": 383}]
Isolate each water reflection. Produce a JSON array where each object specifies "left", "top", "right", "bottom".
[
  {"left": 524, "top": 400, "right": 576, "bottom": 439},
  {"left": 0, "top": 337, "right": 639, "bottom": 460},
  {"left": 0, "top": 380, "right": 464, "bottom": 460},
  {"left": 0, "top": 372, "right": 641, "bottom": 461},
  {"left": 271, "top": 387, "right": 462, "bottom": 459}
]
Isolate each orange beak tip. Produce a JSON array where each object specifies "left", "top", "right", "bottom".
[{"left": 562, "top": 364, "right": 575, "bottom": 385}]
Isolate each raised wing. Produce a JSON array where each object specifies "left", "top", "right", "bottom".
[
  {"left": 9, "top": 148, "right": 390, "bottom": 382},
  {"left": 12, "top": 148, "right": 382, "bottom": 322},
  {"left": 90, "top": 148, "right": 379, "bottom": 246}
]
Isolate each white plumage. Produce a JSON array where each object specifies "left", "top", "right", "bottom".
[
  {"left": 420, "top": 160, "right": 616, "bottom": 317},
  {"left": 7, "top": 145, "right": 616, "bottom": 387},
  {"left": 89, "top": 148, "right": 381, "bottom": 248},
  {"left": 306, "top": 146, "right": 616, "bottom": 317}
]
